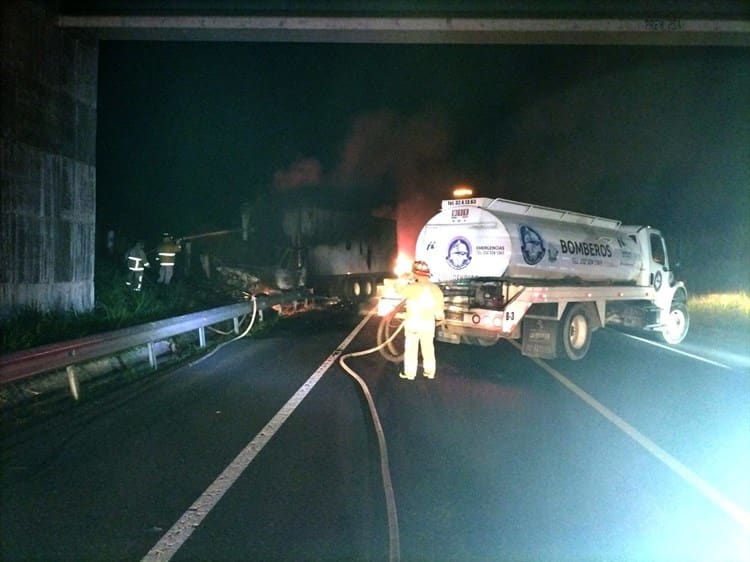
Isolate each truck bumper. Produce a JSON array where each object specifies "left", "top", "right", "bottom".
[{"left": 436, "top": 322, "right": 510, "bottom": 345}]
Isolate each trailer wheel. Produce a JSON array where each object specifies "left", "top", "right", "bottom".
[
  {"left": 560, "top": 303, "right": 591, "bottom": 360},
  {"left": 659, "top": 301, "right": 689, "bottom": 345},
  {"left": 351, "top": 280, "right": 361, "bottom": 298}
]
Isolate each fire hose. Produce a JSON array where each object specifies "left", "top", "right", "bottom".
[
  {"left": 188, "top": 295, "right": 258, "bottom": 367},
  {"left": 192, "top": 296, "right": 406, "bottom": 561},
  {"left": 375, "top": 302, "right": 407, "bottom": 363},
  {"left": 339, "top": 307, "right": 405, "bottom": 562}
]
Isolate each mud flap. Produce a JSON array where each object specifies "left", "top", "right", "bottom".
[{"left": 522, "top": 319, "right": 559, "bottom": 359}]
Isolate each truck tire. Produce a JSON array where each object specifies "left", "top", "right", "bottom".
[
  {"left": 560, "top": 303, "right": 591, "bottom": 360},
  {"left": 659, "top": 301, "right": 689, "bottom": 345},
  {"left": 363, "top": 279, "right": 373, "bottom": 297},
  {"left": 347, "top": 278, "right": 373, "bottom": 301}
]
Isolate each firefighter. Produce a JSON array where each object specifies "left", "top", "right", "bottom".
[
  {"left": 125, "top": 240, "right": 149, "bottom": 291},
  {"left": 397, "top": 260, "right": 445, "bottom": 380},
  {"left": 156, "top": 233, "right": 181, "bottom": 285}
]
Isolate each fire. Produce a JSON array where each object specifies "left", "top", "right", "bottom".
[{"left": 394, "top": 252, "right": 413, "bottom": 276}]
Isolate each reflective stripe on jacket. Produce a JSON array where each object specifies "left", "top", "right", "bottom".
[
  {"left": 127, "top": 247, "right": 149, "bottom": 271},
  {"left": 127, "top": 256, "right": 146, "bottom": 271},
  {"left": 157, "top": 241, "right": 180, "bottom": 266}
]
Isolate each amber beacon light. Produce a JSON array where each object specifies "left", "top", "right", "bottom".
[{"left": 452, "top": 185, "right": 474, "bottom": 198}]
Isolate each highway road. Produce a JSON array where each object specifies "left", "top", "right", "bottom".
[{"left": 2, "top": 308, "right": 749, "bottom": 562}]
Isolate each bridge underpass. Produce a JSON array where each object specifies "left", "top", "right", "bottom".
[
  {"left": 1, "top": 0, "right": 748, "bottom": 314},
  {"left": 2, "top": 7, "right": 749, "bottom": 559}
]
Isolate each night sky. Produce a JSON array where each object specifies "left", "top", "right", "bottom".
[{"left": 96, "top": 41, "right": 749, "bottom": 292}]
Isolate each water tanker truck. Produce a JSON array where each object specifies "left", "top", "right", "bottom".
[{"left": 379, "top": 196, "right": 689, "bottom": 361}]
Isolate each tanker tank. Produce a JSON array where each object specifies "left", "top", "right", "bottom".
[{"left": 415, "top": 198, "right": 645, "bottom": 286}]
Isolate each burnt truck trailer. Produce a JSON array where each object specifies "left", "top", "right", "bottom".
[
  {"left": 278, "top": 204, "right": 397, "bottom": 302},
  {"left": 188, "top": 196, "right": 397, "bottom": 307},
  {"left": 380, "top": 197, "right": 689, "bottom": 361}
]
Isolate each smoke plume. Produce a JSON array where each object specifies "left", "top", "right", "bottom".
[
  {"left": 273, "top": 157, "right": 322, "bottom": 190},
  {"left": 273, "top": 108, "right": 456, "bottom": 259}
]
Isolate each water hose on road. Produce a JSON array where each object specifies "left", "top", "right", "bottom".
[
  {"left": 188, "top": 295, "right": 258, "bottom": 367},
  {"left": 339, "top": 316, "right": 404, "bottom": 562},
  {"left": 193, "top": 297, "right": 404, "bottom": 561},
  {"left": 376, "top": 303, "right": 406, "bottom": 363}
]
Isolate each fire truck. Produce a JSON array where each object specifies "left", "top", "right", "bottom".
[{"left": 379, "top": 196, "right": 689, "bottom": 361}]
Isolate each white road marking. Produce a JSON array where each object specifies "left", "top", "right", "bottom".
[
  {"left": 512, "top": 341, "right": 750, "bottom": 533},
  {"left": 616, "top": 331, "right": 733, "bottom": 370},
  {"left": 142, "top": 310, "right": 376, "bottom": 562}
]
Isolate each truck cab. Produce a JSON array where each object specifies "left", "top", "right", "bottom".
[{"left": 626, "top": 226, "right": 689, "bottom": 344}]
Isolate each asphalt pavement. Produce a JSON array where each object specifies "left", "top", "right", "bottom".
[{"left": 1, "top": 311, "right": 748, "bottom": 561}]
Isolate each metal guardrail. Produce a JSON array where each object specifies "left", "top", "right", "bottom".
[{"left": 0, "top": 291, "right": 310, "bottom": 387}]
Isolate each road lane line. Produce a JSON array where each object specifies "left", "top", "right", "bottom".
[
  {"left": 142, "top": 309, "right": 377, "bottom": 562},
  {"left": 511, "top": 341, "right": 750, "bottom": 533},
  {"left": 616, "top": 331, "right": 733, "bottom": 370}
]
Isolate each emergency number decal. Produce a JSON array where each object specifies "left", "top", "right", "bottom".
[
  {"left": 446, "top": 198, "right": 477, "bottom": 207},
  {"left": 476, "top": 244, "right": 505, "bottom": 256}
]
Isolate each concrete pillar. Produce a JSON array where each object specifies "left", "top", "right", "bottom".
[{"left": 0, "top": 0, "right": 98, "bottom": 315}]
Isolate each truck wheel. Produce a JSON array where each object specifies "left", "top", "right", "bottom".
[
  {"left": 351, "top": 280, "right": 362, "bottom": 298},
  {"left": 659, "top": 301, "right": 689, "bottom": 345},
  {"left": 560, "top": 303, "right": 591, "bottom": 360}
]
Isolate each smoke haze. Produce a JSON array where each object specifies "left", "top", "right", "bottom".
[
  {"left": 271, "top": 50, "right": 748, "bottom": 288},
  {"left": 98, "top": 42, "right": 749, "bottom": 291}
]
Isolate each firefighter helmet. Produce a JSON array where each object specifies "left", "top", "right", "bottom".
[{"left": 412, "top": 260, "right": 431, "bottom": 277}]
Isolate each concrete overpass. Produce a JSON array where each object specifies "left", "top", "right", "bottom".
[
  {"left": 56, "top": 0, "right": 750, "bottom": 45},
  {"left": 1, "top": 0, "right": 748, "bottom": 314}
]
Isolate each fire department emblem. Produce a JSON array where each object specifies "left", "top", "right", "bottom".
[
  {"left": 519, "top": 225, "right": 546, "bottom": 265},
  {"left": 446, "top": 237, "right": 472, "bottom": 270}
]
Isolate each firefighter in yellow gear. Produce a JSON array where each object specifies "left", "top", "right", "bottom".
[
  {"left": 156, "top": 234, "right": 181, "bottom": 285},
  {"left": 125, "top": 241, "right": 149, "bottom": 291},
  {"left": 397, "top": 260, "right": 445, "bottom": 380}
]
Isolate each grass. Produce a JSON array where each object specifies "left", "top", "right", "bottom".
[
  {"left": 1, "top": 261, "right": 236, "bottom": 353},
  {"left": 686, "top": 292, "right": 750, "bottom": 348},
  {"left": 688, "top": 291, "right": 750, "bottom": 315},
  {"left": 0, "top": 261, "right": 276, "bottom": 424},
  {"left": 688, "top": 292, "right": 750, "bottom": 324},
  {"left": 3, "top": 272, "right": 748, "bottom": 355}
]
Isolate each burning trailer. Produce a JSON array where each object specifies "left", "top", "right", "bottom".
[{"left": 183, "top": 192, "right": 397, "bottom": 310}]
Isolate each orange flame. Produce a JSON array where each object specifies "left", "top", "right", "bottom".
[{"left": 394, "top": 252, "right": 413, "bottom": 276}]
